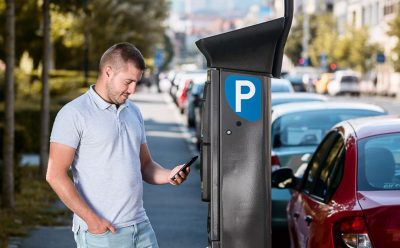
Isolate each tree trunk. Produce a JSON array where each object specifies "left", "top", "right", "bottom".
[
  {"left": 2, "top": 0, "right": 16, "bottom": 209},
  {"left": 40, "top": 0, "right": 51, "bottom": 179}
]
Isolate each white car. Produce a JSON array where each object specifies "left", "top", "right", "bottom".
[{"left": 327, "top": 70, "right": 361, "bottom": 96}]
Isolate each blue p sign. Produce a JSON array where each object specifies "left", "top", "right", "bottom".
[{"left": 225, "top": 74, "right": 261, "bottom": 122}]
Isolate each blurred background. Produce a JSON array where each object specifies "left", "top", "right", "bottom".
[{"left": 1, "top": 0, "right": 400, "bottom": 247}]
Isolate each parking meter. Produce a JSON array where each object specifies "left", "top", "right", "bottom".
[{"left": 196, "top": 0, "right": 293, "bottom": 247}]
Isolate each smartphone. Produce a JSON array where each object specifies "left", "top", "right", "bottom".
[{"left": 171, "top": 155, "right": 199, "bottom": 180}]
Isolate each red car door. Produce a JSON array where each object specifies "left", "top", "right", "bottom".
[{"left": 288, "top": 131, "right": 346, "bottom": 248}]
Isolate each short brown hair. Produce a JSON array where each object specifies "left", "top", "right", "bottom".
[{"left": 99, "top": 42, "right": 146, "bottom": 72}]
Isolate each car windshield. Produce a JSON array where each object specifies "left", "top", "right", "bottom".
[
  {"left": 341, "top": 76, "right": 359, "bottom": 83},
  {"left": 271, "top": 82, "right": 292, "bottom": 92},
  {"left": 357, "top": 133, "right": 400, "bottom": 191},
  {"left": 272, "top": 109, "right": 383, "bottom": 148}
]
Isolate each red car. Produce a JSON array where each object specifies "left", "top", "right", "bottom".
[{"left": 272, "top": 115, "right": 400, "bottom": 248}]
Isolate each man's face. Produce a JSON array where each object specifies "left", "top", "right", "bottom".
[{"left": 105, "top": 62, "right": 142, "bottom": 105}]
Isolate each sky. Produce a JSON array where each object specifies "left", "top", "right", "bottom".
[{"left": 171, "top": 0, "right": 269, "bottom": 16}]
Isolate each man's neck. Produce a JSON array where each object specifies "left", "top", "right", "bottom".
[
  {"left": 93, "top": 84, "right": 120, "bottom": 109},
  {"left": 93, "top": 84, "right": 111, "bottom": 103}
]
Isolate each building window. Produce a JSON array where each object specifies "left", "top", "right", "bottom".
[{"left": 384, "top": 3, "right": 395, "bottom": 16}]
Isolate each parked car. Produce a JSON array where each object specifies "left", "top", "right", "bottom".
[
  {"left": 169, "top": 70, "right": 205, "bottom": 105},
  {"left": 270, "top": 102, "right": 387, "bottom": 247},
  {"left": 283, "top": 75, "right": 306, "bottom": 92},
  {"left": 284, "top": 67, "right": 321, "bottom": 92},
  {"left": 186, "top": 80, "right": 205, "bottom": 127},
  {"left": 272, "top": 115, "right": 400, "bottom": 248},
  {"left": 327, "top": 70, "right": 361, "bottom": 96},
  {"left": 271, "top": 78, "right": 295, "bottom": 93},
  {"left": 315, "top": 72, "right": 334, "bottom": 94},
  {"left": 176, "top": 72, "right": 206, "bottom": 114},
  {"left": 271, "top": 93, "right": 328, "bottom": 107}
]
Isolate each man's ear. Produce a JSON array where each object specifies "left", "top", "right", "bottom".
[{"left": 105, "top": 66, "right": 112, "bottom": 78}]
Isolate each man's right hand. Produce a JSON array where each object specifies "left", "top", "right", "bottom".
[{"left": 87, "top": 217, "right": 116, "bottom": 234}]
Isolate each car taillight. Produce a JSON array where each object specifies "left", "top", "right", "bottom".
[
  {"left": 335, "top": 217, "right": 373, "bottom": 248},
  {"left": 271, "top": 153, "right": 280, "bottom": 172}
]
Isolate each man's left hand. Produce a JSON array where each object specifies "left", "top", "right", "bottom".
[{"left": 169, "top": 165, "right": 190, "bottom": 185}]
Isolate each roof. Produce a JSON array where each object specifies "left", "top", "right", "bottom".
[
  {"left": 271, "top": 92, "right": 328, "bottom": 101},
  {"left": 271, "top": 78, "right": 294, "bottom": 92},
  {"left": 341, "top": 115, "right": 400, "bottom": 139},
  {"left": 271, "top": 101, "right": 386, "bottom": 120}
]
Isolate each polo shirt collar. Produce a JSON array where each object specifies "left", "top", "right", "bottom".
[
  {"left": 89, "top": 85, "right": 111, "bottom": 110},
  {"left": 89, "top": 85, "right": 130, "bottom": 111}
]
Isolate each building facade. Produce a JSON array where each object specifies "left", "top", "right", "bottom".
[{"left": 334, "top": 0, "right": 400, "bottom": 95}]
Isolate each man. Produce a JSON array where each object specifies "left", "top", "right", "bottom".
[{"left": 46, "top": 42, "right": 190, "bottom": 248}]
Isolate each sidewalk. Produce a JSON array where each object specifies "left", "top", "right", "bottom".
[{"left": 12, "top": 88, "right": 207, "bottom": 248}]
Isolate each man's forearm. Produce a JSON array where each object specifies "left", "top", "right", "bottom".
[{"left": 142, "top": 160, "right": 171, "bottom": 185}]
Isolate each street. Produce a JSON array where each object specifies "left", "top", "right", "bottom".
[
  {"left": 332, "top": 94, "right": 400, "bottom": 115},
  {"left": 11, "top": 88, "right": 400, "bottom": 248},
  {"left": 14, "top": 88, "right": 208, "bottom": 248}
]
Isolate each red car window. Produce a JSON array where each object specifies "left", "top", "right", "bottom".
[
  {"left": 303, "top": 131, "right": 345, "bottom": 202},
  {"left": 358, "top": 133, "right": 400, "bottom": 191}
]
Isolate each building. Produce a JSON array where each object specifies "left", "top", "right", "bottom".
[{"left": 334, "top": 0, "right": 400, "bottom": 96}]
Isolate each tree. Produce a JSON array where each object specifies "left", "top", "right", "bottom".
[
  {"left": 82, "top": 0, "right": 169, "bottom": 68},
  {"left": 285, "top": 14, "right": 319, "bottom": 66},
  {"left": 285, "top": 16, "right": 303, "bottom": 65},
  {"left": 40, "top": 0, "right": 51, "bottom": 178},
  {"left": 160, "top": 33, "right": 174, "bottom": 72},
  {"left": 333, "top": 27, "right": 380, "bottom": 73},
  {"left": 388, "top": 10, "right": 400, "bottom": 72},
  {"left": 0, "top": 0, "right": 169, "bottom": 70},
  {"left": 2, "top": 0, "right": 16, "bottom": 209},
  {"left": 308, "top": 13, "right": 338, "bottom": 68}
]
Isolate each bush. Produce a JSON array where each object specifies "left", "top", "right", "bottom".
[{"left": 15, "top": 69, "right": 97, "bottom": 100}]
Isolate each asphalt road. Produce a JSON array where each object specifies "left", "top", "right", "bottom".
[{"left": 15, "top": 88, "right": 208, "bottom": 248}]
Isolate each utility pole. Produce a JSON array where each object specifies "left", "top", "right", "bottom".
[
  {"left": 40, "top": 0, "right": 51, "bottom": 179},
  {"left": 302, "top": 0, "right": 310, "bottom": 66},
  {"left": 2, "top": 0, "right": 16, "bottom": 209}
]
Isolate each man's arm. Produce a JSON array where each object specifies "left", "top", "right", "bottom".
[
  {"left": 140, "top": 143, "right": 189, "bottom": 185},
  {"left": 46, "top": 142, "right": 116, "bottom": 234}
]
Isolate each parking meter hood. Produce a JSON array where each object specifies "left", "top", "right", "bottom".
[{"left": 196, "top": 0, "right": 292, "bottom": 77}]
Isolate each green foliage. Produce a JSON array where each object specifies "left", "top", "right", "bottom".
[
  {"left": 0, "top": 167, "right": 70, "bottom": 246},
  {"left": 285, "top": 16, "right": 303, "bottom": 65},
  {"left": 285, "top": 14, "right": 319, "bottom": 65},
  {"left": 332, "top": 27, "right": 380, "bottom": 73},
  {"left": 9, "top": 0, "right": 42, "bottom": 67},
  {"left": 82, "top": 0, "right": 169, "bottom": 63},
  {"left": 388, "top": 10, "right": 400, "bottom": 72},
  {"left": 160, "top": 34, "right": 174, "bottom": 71},
  {"left": 14, "top": 68, "right": 96, "bottom": 100},
  {"left": 0, "top": 0, "right": 170, "bottom": 70},
  {"left": 309, "top": 13, "right": 338, "bottom": 67},
  {"left": 0, "top": 70, "right": 93, "bottom": 159}
]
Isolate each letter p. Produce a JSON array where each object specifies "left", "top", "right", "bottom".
[{"left": 235, "top": 80, "right": 255, "bottom": 113}]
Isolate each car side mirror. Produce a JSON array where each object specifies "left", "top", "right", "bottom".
[{"left": 271, "top": 167, "right": 295, "bottom": 189}]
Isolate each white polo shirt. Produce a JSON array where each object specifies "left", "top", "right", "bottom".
[{"left": 50, "top": 86, "right": 148, "bottom": 233}]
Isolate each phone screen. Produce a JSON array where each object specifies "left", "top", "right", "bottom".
[{"left": 171, "top": 155, "right": 198, "bottom": 180}]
